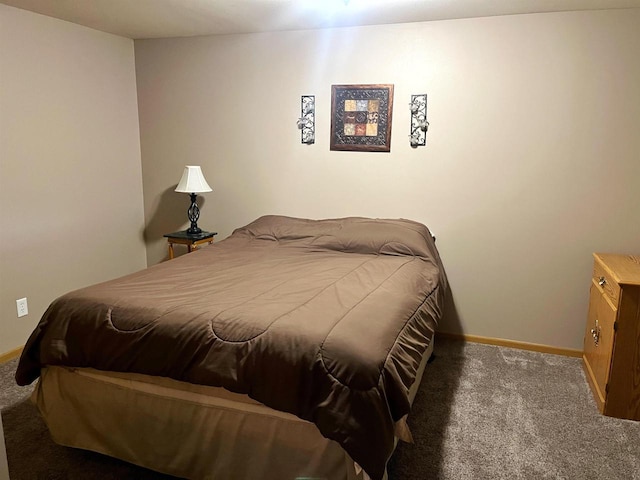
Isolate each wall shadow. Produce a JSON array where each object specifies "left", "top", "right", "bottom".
[
  {"left": 142, "top": 186, "right": 207, "bottom": 261},
  {"left": 387, "top": 286, "right": 466, "bottom": 480},
  {"left": 143, "top": 185, "right": 208, "bottom": 242}
]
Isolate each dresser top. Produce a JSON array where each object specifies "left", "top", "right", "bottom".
[{"left": 594, "top": 253, "right": 640, "bottom": 285}]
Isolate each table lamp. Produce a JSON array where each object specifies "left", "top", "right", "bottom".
[{"left": 175, "top": 165, "right": 212, "bottom": 235}]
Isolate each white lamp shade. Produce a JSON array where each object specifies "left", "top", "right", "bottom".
[{"left": 175, "top": 166, "right": 212, "bottom": 193}]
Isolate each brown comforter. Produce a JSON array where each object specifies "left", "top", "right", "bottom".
[{"left": 16, "top": 215, "right": 447, "bottom": 480}]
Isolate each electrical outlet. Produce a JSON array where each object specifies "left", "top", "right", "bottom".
[{"left": 16, "top": 298, "right": 28, "bottom": 317}]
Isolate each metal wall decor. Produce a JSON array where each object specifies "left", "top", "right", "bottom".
[
  {"left": 330, "top": 84, "right": 394, "bottom": 152},
  {"left": 297, "top": 95, "right": 315, "bottom": 144},
  {"left": 409, "top": 94, "right": 428, "bottom": 147}
]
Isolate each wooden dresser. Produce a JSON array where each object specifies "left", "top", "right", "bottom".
[{"left": 582, "top": 253, "right": 640, "bottom": 420}]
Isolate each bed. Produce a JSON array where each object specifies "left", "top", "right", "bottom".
[{"left": 16, "top": 215, "right": 447, "bottom": 480}]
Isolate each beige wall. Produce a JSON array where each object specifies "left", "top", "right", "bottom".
[
  {"left": 135, "top": 9, "right": 640, "bottom": 351},
  {"left": 0, "top": 5, "right": 147, "bottom": 354}
]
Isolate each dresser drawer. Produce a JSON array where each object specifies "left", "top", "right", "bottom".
[
  {"left": 593, "top": 259, "right": 620, "bottom": 308},
  {"left": 583, "top": 283, "right": 617, "bottom": 403}
]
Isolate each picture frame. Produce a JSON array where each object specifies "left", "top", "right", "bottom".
[{"left": 330, "top": 84, "right": 394, "bottom": 152}]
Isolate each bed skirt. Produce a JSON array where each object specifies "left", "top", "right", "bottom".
[{"left": 32, "top": 340, "right": 433, "bottom": 480}]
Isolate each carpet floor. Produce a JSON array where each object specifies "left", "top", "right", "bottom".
[{"left": 2, "top": 338, "right": 639, "bottom": 479}]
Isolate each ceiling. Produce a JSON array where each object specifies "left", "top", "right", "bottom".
[{"left": 2, "top": 0, "right": 640, "bottom": 39}]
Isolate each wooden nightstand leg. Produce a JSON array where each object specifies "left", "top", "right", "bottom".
[
  {"left": 168, "top": 243, "right": 175, "bottom": 260},
  {"left": 188, "top": 244, "right": 194, "bottom": 253}
]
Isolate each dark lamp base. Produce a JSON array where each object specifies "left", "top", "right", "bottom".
[{"left": 185, "top": 192, "right": 203, "bottom": 236}]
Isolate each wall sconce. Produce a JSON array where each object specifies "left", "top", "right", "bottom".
[
  {"left": 297, "top": 95, "right": 315, "bottom": 144},
  {"left": 409, "top": 94, "right": 428, "bottom": 147}
]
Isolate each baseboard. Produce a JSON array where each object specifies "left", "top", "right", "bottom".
[
  {"left": 437, "top": 332, "right": 582, "bottom": 358},
  {"left": 0, "top": 346, "right": 23, "bottom": 364}
]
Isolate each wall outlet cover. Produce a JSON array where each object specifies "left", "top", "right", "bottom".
[{"left": 16, "top": 298, "right": 28, "bottom": 317}]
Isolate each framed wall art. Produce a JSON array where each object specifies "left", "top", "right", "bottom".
[{"left": 330, "top": 84, "right": 394, "bottom": 152}]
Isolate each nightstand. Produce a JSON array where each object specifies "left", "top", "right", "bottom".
[
  {"left": 163, "top": 230, "right": 217, "bottom": 259},
  {"left": 582, "top": 253, "right": 640, "bottom": 420}
]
